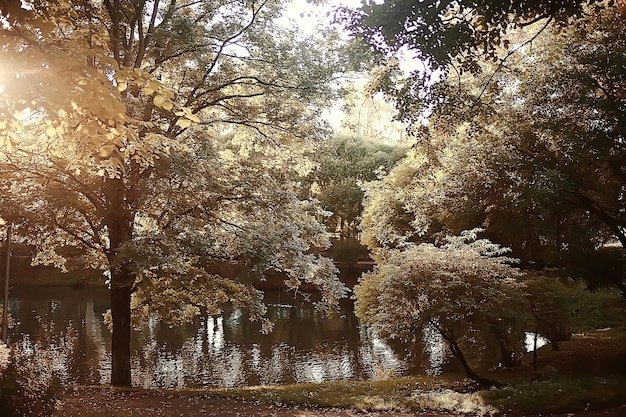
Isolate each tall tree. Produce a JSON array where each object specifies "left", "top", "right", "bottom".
[
  {"left": 305, "top": 135, "right": 406, "bottom": 241},
  {"left": 0, "top": 0, "right": 354, "bottom": 386}
]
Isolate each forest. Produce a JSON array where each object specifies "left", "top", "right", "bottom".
[{"left": 0, "top": 0, "right": 625, "bottom": 416}]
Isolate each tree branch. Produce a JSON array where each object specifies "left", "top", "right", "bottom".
[{"left": 470, "top": 16, "right": 553, "bottom": 109}]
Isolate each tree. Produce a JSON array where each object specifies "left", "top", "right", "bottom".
[
  {"left": 354, "top": 229, "right": 522, "bottom": 387},
  {"left": 336, "top": 0, "right": 619, "bottom": 123},
  {"left": 472, "top": 8, "right": 626, "bottom": 293},
  {"left": 359, "top": 7, "right": 626, "bottom": 295},
  {"left": 0, "top": 0, "right": 355, "bottom": 386},
  {"left": 305, "top": 135, "right": 406, "bottom": 242}
]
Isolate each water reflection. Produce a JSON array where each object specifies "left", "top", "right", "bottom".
[
  {"left": 8, "top": 287, "right": 408, "bottom": 389},
  {"left": 524, "top": 332, "right": 549, "bottom": 352}
]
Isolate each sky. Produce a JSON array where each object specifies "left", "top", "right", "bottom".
[
  {"left": 279, "top": 0, "right": 416, "bottom": 142},
  {"left": 280, "top": 0, "right": 363, "bottom": 35}
]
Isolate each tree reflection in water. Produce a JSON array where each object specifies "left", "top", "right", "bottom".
[{"left": 9, "top": 287, "right": 412, "bottom": 388}]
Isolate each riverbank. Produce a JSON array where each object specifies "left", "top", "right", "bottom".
[
  {"left": 54, "top": 385, "right": 626, "bottom": 417},
  {"left": 54, "top": 329, "right": 626, "bottom": 417},
  {"left": 58, "top": 385, "right": 453, "bottom": 417}
]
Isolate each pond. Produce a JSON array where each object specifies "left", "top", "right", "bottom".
[{"left": 6, "top": 286, "right": 421, "bottom": 389}]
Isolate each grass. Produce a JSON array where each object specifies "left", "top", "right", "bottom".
[
  {"left": 208, "top": 374, "right": 462, "bottom": 409},
  {"left": 481, "top": 375, "right": 626, "bottom": 415},
  {"left": 211, "top": 371, "right": 626, "bottom": 416}
]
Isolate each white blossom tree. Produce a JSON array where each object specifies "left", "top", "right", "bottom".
[{"left": 355, "top": 229, "right": 523, "bottom": 386}]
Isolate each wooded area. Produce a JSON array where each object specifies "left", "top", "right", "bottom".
[{"left": 0, "top": 0, "right": 624, "bottom": 415}]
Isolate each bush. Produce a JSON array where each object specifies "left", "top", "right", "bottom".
[
  {"left": 407, "top": 388, "right": 498, "bottom": 416},
  {"left": 0, "top": 339, "right": 63, "bottom": 417}
]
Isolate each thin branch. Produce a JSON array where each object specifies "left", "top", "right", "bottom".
[{"left": 470, "top": 16, "right": 553, "bottom": 109}]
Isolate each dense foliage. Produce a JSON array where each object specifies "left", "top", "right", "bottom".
[
  {"left": 0, "top": 341, "right": 62, "bottom": 417},
  {"left": 355, "top": 5, "right": 626, "bottom": 379},
  {"left": 337, "top": 0, "right": 618, "bottom": 122},
  {"left": 304, "top": 135, "right": 406, "bottom": 241},
  {"left": 359, "top": 7, "right": 626, "bottom": 293},
  {"left": 355, "top": 229, "right": 522, "bottom": 385}
]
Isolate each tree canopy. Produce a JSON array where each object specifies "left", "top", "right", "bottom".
[
  {"left": 336, "top": 0, "right": 619, "bottom": 121},
  {"left": 355, "top": 229, "right": 522, "bottom": 386}
]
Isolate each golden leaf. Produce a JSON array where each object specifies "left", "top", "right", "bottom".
[
  {"left": 176, "top": 118, "right": 192, "bottom": 128},
  {"left": 186, "top": 113, "right": 201, "bottom": 123},
  {"left": 162, "top": 101, "right": 174, "bottom": 111},
  {"left": 45, "top": 126, "right": 57, "bottom": 137},
  {"left": 153, "top": 95, "right": 166, "bottom": 107},
  {"left": 99, "top": 144, "right": 115, "bottom": 157}
]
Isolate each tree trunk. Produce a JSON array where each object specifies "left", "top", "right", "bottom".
[
  {"left": 492, "top": 325, "right": 519, "bottom": 368},
  {"left": 104, "top": 177, "right": 135, "bottom": 387},
  {"left": 438, "top": 330, "right": 504, "bottom": 388},
  {"left": 110, "top": 277, "right": 132, "bottom": 387}
]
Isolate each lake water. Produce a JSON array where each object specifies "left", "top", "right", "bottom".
[{"left": 6, "top": 286, "right": 417, "bottom": 389}]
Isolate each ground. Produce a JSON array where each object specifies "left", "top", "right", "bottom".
[
  {"left": 58, "top": 386, "right": 452, "bottom": 417},
  {"left": 57, "top": 385, "right": 626, "bottom": 417}
]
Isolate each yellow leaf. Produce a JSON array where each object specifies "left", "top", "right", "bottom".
[
  {"left": 153, "top": 95, "right": 166, "bottom": 107},
  {"left": 142, "top": 87, "right": 155, "bottom": 95},
  {"left": 176, "top": 118, "right": 192, "bottom": 128},
  {"left": 99, "top": 144, "right": 115, "bottom": 157},
  {"left": 186, "top": 113, "right": 201, "bottom": 123},
  {"left": 45, "top": 127, "right": 57, "bottom": 137},
  {"left": 8, "top": 131, "right": 19, "bottom": 143},
  {"left": 162, "top": 101, "right": 174, "bottom": 111},
  {"left": 0, "top": 121, "right": 6, "bottom": 130},
  {"left": 117, "top": 81, "right": 128, "bottom": 92}
]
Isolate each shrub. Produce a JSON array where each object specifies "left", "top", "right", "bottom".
[
  {"left": 407, "top": 388, "right": 498, "bottom": 416},
  {"left": 0, "top": 339, "right": 63, "bottom": 417}
]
